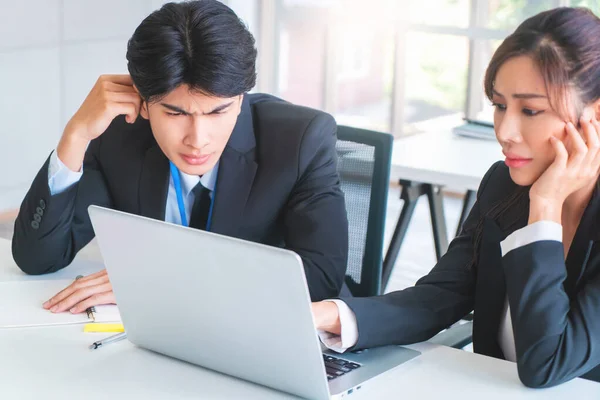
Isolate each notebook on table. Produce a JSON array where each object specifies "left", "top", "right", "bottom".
[
  {"left": 452, "top": 119, "right": 495, "bottom": 140},
  {"left": 0, "top": 279, "right": 121, "bottom": 328}
]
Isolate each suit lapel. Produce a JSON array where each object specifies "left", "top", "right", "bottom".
[
  {"left": 474, "top": 194, "right": 529, "bottom": 359},
  {"left": 473, "top": 217, "right": 508, "bottom": 359},
  {"left": 564, "top": 186, "right": 600, "bottom": 296},
  {"left": 138, "top": 144, "right": 170, "bottom": 221},
  {"left": 210, "top": 148, "right": 257, "bottom": 237},
  {"left": 209, "top": 95, "right": 258, "bottom": 237}
]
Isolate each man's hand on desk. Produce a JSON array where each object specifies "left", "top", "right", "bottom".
[
  {"left": 311, "top": 301, "right": 342, "bottom": 335},
  {"left": 42, "top": 269, "right": 115, "bottom": 314}
]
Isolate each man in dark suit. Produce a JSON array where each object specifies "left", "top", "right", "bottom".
[{"left": 12, "top": 1, "right": 348, "bottom": 312}]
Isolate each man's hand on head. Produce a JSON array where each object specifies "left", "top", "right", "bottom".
[{"left": 57, "top": 74, "right": 142, "bottom": 172}]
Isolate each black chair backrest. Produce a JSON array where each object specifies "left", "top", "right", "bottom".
[{"left": 335, "top": 125, "right": 393, "bottom": 297}]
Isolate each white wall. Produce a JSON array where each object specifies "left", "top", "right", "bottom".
[{"left": 0, "top": 0, "right": 257, "bottom": 212}]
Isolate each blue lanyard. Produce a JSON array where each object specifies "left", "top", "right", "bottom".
[{"left": 169, "top": 161, "right": 216, "bottom": 231}]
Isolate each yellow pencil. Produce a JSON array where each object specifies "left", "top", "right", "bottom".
[{"left": 83, "top": 323, "right": 125, "bottom": 333}]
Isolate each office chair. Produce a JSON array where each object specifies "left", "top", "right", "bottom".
[
  {"left": 337, "top": 125, "right": 475, "bottom": 348},
  {"left": 335, "top": 125, "right": 393, "bottom": 297}
]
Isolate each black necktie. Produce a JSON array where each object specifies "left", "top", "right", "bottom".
[{"left": 189, "top": 182, "right": 212, "bottom": 230}]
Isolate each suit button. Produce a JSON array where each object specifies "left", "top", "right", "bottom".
[
  {"left": 31, "top": 221, "right": 40, "bottom": 230},
  {"left": 33, "top": 213, "right": 42, "bottom": 223},
  {"left": 39, "top": 199, "right": 46, "bottom": 210},
  {"left": 36, "top": 207, "right": 44, "bottom": 216}
]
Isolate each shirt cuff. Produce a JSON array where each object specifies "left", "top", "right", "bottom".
[
  {"left": 317, "top": 299, "right": 359, "bottom": 353},
  {"left": 48, "top": 150, "right": 83, "bottom": 196},
  {"left": 500, "top": 221, "right": 562, "bottom": 257}
]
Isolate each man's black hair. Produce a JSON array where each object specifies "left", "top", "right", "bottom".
[{"left": 127, "top": 0, "right": 257, "bottom": 101}]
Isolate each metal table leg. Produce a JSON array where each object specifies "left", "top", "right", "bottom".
[
  {"left": 383, "top": 182, "right": 470, "bottom": 291},
  {"left": 381, "top": 180, "right": 426, "bottom": 289},
  {"left": 425, "top": 184, "right": 449, "bottom": 261}
]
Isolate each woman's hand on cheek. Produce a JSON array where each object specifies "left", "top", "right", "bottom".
[{"left": 528, "top": 117, "right": 600, "bottom": 223}]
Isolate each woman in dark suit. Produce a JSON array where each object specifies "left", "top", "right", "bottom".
[{"left": 312, "top": 7, "right": 600, "bottom": 388}]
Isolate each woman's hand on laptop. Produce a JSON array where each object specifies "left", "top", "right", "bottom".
[
  {"left": 42, "top": 270, "right": 115, "bottom": 313},
  {"left": 311, "top": 301, "right": 342, "bottom": 335}
]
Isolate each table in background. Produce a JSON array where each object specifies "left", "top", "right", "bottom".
[{"left": 384, "top": 131, "right": 503, "bottom": 287}]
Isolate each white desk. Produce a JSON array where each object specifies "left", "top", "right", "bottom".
[
  {"left": 391, "top": 130, "right": 503, "bottom": 191},
  {"left": 383, "top": 131, "right": 503, "bottom": 286},
  {"left": 1, "top": 238, "right": 599, "bottom": 399}
]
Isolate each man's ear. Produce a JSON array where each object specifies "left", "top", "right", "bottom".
[
  {"left": 139, "top": 101, "right": 149, "bottom": 120},
  {"left": 133, "top": 84, "right": 149, "bottom": 120},
  {"left": 236, "top": 94, "right": 244, "bottom": 117}
]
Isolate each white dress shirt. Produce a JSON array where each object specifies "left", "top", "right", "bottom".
[
  {"left": 320, "top": 220, "right": 564, "bottom": 362},
  {"left": 47, "top": 150, "right": 219, "bottom": 226}
]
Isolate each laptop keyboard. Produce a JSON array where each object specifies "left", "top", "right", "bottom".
[{"left": 323, "top": 354, "right": 361, "bottom": 381}]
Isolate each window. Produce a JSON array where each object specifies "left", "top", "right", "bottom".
[
  {"left": 404, "top": 33, "right": 469, "bottom": 132},
  {"left": 331, "top": 24, "right": 395, "bottom": 132},
  {"left": 273, "top": 1, "right": 329, "bottom": 109},
  {"left": 230, "top": 0, "right": 597, "bottom": 137}
]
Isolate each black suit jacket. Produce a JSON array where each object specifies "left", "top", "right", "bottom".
[
  {"left": 12, "top": 93, "right": 349, "bottom": 301},
  {"left": 343, "top": 161, "right": 600, "bottom": 388}
]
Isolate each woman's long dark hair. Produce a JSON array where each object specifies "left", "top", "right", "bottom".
[{"left": 470, "top": 7, "right": 600, "bottom": 268}]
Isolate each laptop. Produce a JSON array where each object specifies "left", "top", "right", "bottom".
[{"left": 88, "top": 205, "right": 420, "bottom": 400}]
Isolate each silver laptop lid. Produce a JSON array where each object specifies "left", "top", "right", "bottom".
[{"left": 88, "top": 205, "right": 331, "bottom": 400}]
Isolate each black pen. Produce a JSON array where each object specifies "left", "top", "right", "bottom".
[{"left": 75, "top": 275, "right": 96, "bottom": 321}]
